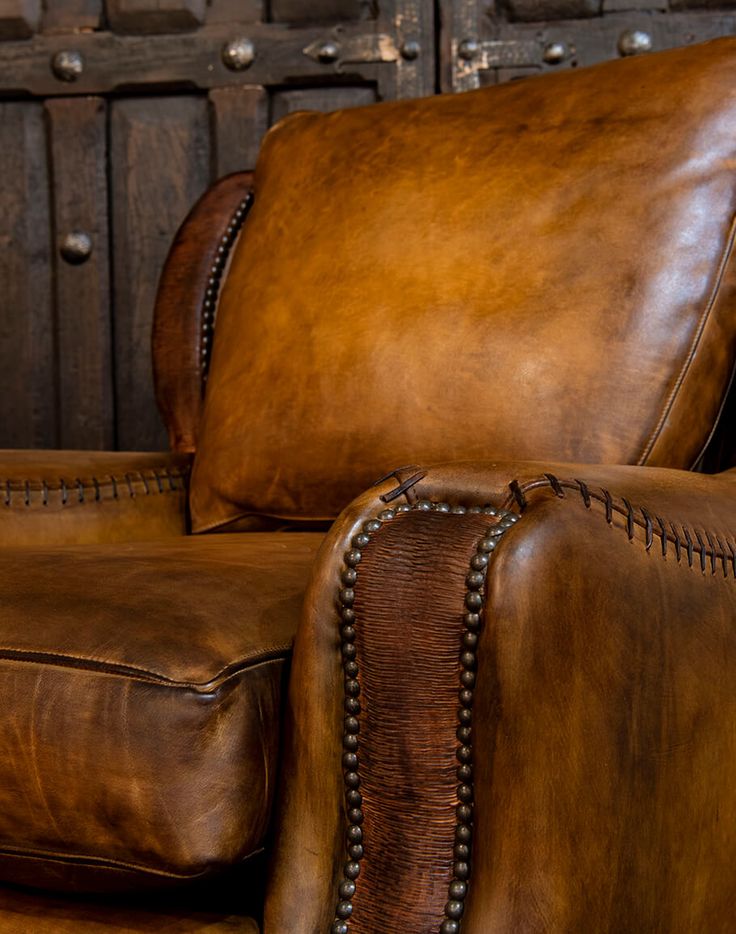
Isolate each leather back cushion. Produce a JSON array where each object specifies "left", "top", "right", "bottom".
[{"left": 191, "top": 39, "right": 736, "bottom": 528}]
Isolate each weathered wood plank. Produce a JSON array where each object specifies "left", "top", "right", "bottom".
[
  {"left": 270, "top": 85, "right": 376, "bottom": 122},
  {"left": 46, "top": 97, "right": 113, "bottom": 451},
  {"left": 206, "top": 0, "right": 262, "bottom": 25},
  {"left": 270, "top": 0, "right": 370, "bottom": 20},
  {"left": 0, "top": 23, "right": 398, "bottom": 97},
  {"left": 209, "top": 85, "right": 268, "bottom": 176},
  {"left": 0, "top": 103, "right": 55, "bottom": 448},
  {"left": 111, "top": 96, "right": 211, "bottom": 451},
  {"left": 42, "top": 0, "right": 102, "bottom": 32},
  {"left": 107, "top": 0, "right": 206, "bottom": 34},
  {"left": 0, "top": 0, "right": 40, "bottom": 40}
]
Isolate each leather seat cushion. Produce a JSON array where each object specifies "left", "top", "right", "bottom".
[
  {"left": 191, "top": 38, "right": 736, "bottom": 528},
  {"left": 0, "top": 883, "right": 259, "bottom": 932},
  {"left": 0, "top": 532, "right": 322, "bottom": 894}
]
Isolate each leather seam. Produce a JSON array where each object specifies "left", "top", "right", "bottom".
[
  {"left": 0, "top": 842, "right": 265, "bottom": 879},
  {"left": 1, "top": 467, "right": 189, "bottom": 508},
  {"left": 0, "top": 646, "right": 290, "bottom": 688},
  {"left": 637, "top": 211, "right": 736, "bottom": 466},
  {"left": 512, "top": 474, "right": 736, "bottom": 575}
]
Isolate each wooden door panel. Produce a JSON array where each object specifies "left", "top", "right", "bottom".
[
  {"left": 0, "top": 1, "right": 434, "bottom": 451},
  {"left": 42, "top": 0, "right": 101, "bottom": 31},
  {"left": 0, "top": 0, "right": 40, "bottom": 39},
  {"left": 209, "top": 85, "right": 269, "bottom": 176},
  {"left": 46, "top": 96, "right": 113, "bottom": 451},
  {"left": 441, "top": 0, "right": 736, "bottom": 91},
  {"left": 107, "top": 0, "right": 206, "bottom": 33},
  {"left": 271, "top": 85, "right": 377, "bottom": 122},
  {"left": 0, "top": 103, "right": 54, "bottom": 448},
  {"left": 111, "top": 96, "right": 211, "bottom": 451}
]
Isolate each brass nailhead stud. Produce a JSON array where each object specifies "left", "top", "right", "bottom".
[
  {"left": 618, "top": 29, "right": 652, "bottom": 56},
  {"left": 51, "top": 50, "right": 83, "bottom": 82},
  {"left": 221, "top": 37, "right": 255, "bottom": 70},
  {"left": 60, "top": 231, "right": 92, "bottom": 264}
]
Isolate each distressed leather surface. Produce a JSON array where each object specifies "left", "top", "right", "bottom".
[
  {"left": 0, "top": 884, "right": 259, "bottom": 932},
  {"left": 0, "top": 532, "right": 321, "bottom": 894},
  {"left": 0, "top": 451, "right": 191, "bottom": 545},
  {"left": 192, "top": 39, "right": 736, "bottom": 529},
  {"left": 266, "top": 464, "right": 736, "bottom": 932}
]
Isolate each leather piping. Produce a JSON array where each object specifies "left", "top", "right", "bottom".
[
  {"left": 0, "top": 842, "right": 265, "bottom": 880},
  {"left": 638, "top": 212, "right": 736, "bottom": 466},
  {"left": 0, "top": 647, "right": 290, "bottom": 689}
]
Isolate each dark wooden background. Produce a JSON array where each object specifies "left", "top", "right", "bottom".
[{"left": 1, "top": 0, "right": 734, "bottom": 451}]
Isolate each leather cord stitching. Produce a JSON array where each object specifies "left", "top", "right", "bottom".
[{"left": 511, "top": 472, "right": 736, "bottom": 575}]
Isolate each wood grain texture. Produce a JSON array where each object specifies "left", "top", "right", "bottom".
[
  {"left": 46, "top": 97, "right": 113, "bottom": 450},
  {"left": 0, "top": 0, "right": 40, "bottom": 39},
  {"left": 0, "top": 103, "right": 55, "bottom": 449},
  {"left": 270, "top": 85, "right": 377, "bottom": 121},
  {"left": 106, "top": 0, "right": 206, "bottom": 33},
  {"left": 270, "top": 0, "right": 371, "bottom": 20},
  {"left": 111, "top": 96, "right": 211, "bottom": 451},
  {"left": 209, "top": 86, "right": 268, "bottom": 176},
  {"left": 41, "top": 0, "right": 102, "bottom": 31},
  {"left": 205, "top": 0, "right": 262, "bottom": 24}
]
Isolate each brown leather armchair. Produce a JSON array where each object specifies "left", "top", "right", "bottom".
[{"left": 1, "top": 36, "right": 736, "bottom": 934}]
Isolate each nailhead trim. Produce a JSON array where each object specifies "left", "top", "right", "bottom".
[
  {"left": 200, "top": 192, "right": 253, "bottom": 385},
  {"left": 332, "top": 499, "right": 520, "bottom": 934}
]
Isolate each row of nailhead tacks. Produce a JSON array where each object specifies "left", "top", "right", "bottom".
[
  {"left": 200, "top": 193, "right": 252, "bottom": 380},
  {"left": 332, "top": 499, "right": 520, "bottom": 934}
]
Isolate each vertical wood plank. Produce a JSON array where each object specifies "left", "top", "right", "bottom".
[
  {"left": 270, "top": 86, "right": 377, "bottom": 123},
  {"left": 206, "top": 0, "right": 262, "bottom": 25},
  {"left": 46, "top": 97, "right": 113, "bottom": 451},
  {"left": 209, "top": 85, "right": 268, "bottom": 176},
  {"left": 111, "top": 95, "right": 211, "bottom": 451},
  {"left": 42, "top": 0, "right": 102, "bottom": 31},
  {"left": 0, "top": 0, "right": 40, "bottom": 39},
  {"left": 269, "top": 0, "right": 369, "bottom": 21},
  {"left": 0, "top": 103, "right": 55, "bottom": 448},
  {"left": 107, "top": 0, "right": 206, "bottom": 32}
]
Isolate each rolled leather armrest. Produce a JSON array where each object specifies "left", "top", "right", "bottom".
[
  {"left": 0, "top": 450, "right": 191, "bottom": 545},
  {"left": 266, "top": 460, "right": 736, "bottom": 933}
]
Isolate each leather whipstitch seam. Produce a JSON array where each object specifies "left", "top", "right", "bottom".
[
  {"left": 1, "top": 468, "right": 189, "bottom": 507},
  {"left": 511, "top": 474, "right": 736, "bottom": 576}
]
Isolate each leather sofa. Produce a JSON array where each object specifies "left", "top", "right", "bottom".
[{"left": 1, "top": 36, "right": 736, "bottom": 933}]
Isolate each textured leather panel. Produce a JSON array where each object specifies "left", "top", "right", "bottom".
[
  {"left": 0, "top": 533, "right": 321, "bottom": 893},
  {"left": 350, "top": 512, "right": 491, "bottom": 933},
  {"left": 0, "top": 884, "right": 259, "bottom": 932},
  {"left": 192, "top": 39, "right": 736, "bottom": 528},
  {"left": 465, "top": 492, "right": 736, "bottom": 931},
  {"left": 266, "top": 463, "right": 736, "bottom": 930},
  {"left": 0, "top": 450, "right": 191, "bottom": 545}
]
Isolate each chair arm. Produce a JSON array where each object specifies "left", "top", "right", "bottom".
[
  {"left": 0, "top": 450, "right": 191, "bottom": 545},
  {"left": 266, "top": 460, "right": 736, "bottom": 933}
]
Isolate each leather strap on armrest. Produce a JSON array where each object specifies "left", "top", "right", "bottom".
[
  {"left": 266, "top": 461, "right": 736, "bottom": 932},
  {"left": 0, "top": 450, "right": 191, "bottom": 545}
]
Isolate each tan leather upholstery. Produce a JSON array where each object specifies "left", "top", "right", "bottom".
[
  {"left": 267, "top": 462, "right": 736, "bottom": 932},
  {"left": 0, "top": 532, "right": 321, "bottom": 893},
  {"left": 0, "top": 451, "right": 191, "bottom": 545},
  {"left": 191, "top": 38, "right": 736, "bottom": 530},
  {"left": 0, "top": 884, "right": 259, "bottom": 932}
]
